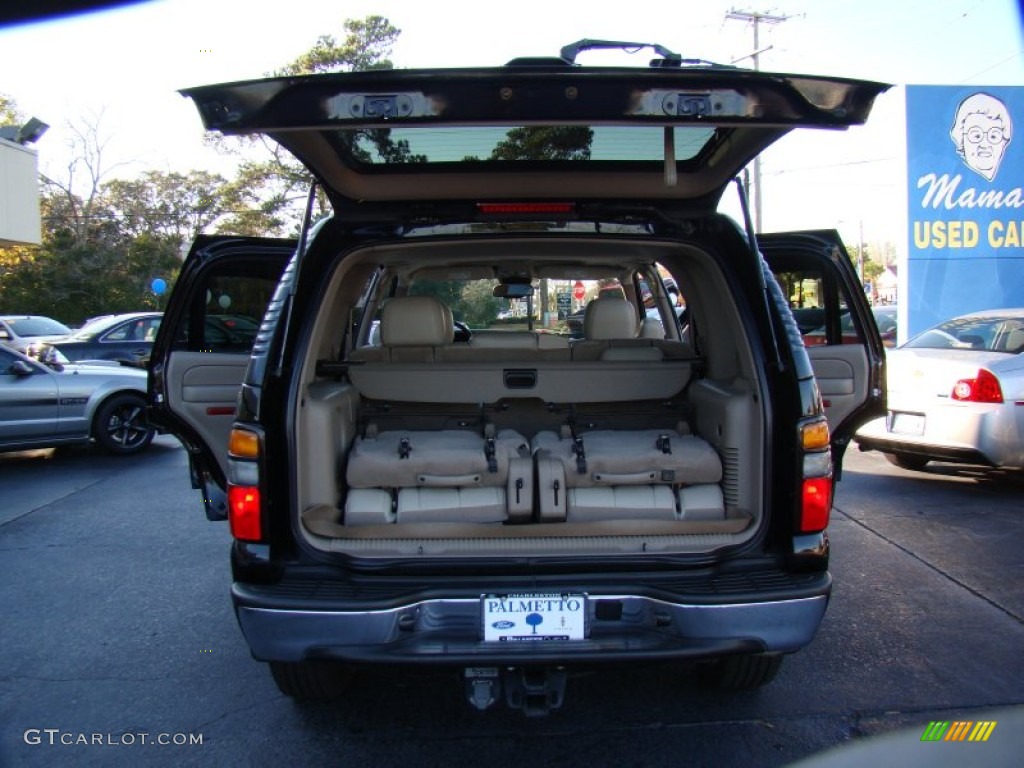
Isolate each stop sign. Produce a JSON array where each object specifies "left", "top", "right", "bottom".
[{"left": 572, "top": 280, "right": 585, "bottom": 301}]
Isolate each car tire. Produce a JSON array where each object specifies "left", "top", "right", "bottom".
[
  {"left": 92, "top": 393, "right": 155, "bottom": 455},
  {"left": 269, "top": 661, "right": 352, "bottom": 701},
  {"left": 884, "top": 452, "right": 930, "bottom": 471},
  {"left": 697, "top": 653, "right": 784, "bottom": 690}
]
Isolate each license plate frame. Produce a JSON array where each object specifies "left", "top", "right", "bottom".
[
  {"left": 889, "top": 411, "right": 925, "bottom": 436},
  {"left": 481, "top": 593, "right": 587, "bottom": 642}
]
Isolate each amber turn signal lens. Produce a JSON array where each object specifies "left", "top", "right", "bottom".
[
  {"left": 229, "top": 428, "right": 260, "bottom": 459},
  {"left": 801, "top": 420, "right": 831, "bottom": 451}
]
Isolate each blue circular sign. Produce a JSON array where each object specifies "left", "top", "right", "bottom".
[{"left": 151, "top": 278, "right": 167, "bottom": 295}]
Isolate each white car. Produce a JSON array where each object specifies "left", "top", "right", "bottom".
[
  {"left": 0, "top": 315, "right": 72, "bottom": 357},
  {"left": 856, "top": 308, "right": 1024, "bottom": 470}
]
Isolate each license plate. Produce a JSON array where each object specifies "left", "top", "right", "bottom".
[
  {"left": 482, "top": 593, "right": 586, "bottom": 642},
  {"left": 890, "top": 412, "right": 925, "bottom": 435}
]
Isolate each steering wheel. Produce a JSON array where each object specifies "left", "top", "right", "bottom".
[{"left": 453, "top": 321, "right": 472, "bottom": 343}]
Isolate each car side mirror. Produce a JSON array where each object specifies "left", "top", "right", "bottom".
[{"left": 9, "top": 360, "right": 35, "bottom": 376}]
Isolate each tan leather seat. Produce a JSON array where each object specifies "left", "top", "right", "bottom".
[
  {"left": 572, "top": 297, "right": 662, "bottom": 361},
  {"left": 350, "top": 295, "right": 454, "bottom": 362}
]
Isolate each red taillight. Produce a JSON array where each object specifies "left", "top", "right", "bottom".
[
  {"left": 951, "top": 369, "right": 1003, "bottom": 403},
  {"left": 800, "top": 477, "right": 833, "bottom": 533},
  {"left": 228, "top": 485, "right": 262, "bottom": 541},
  {"left": 476, "top": 202, "right": 575, "bottom": 214}
]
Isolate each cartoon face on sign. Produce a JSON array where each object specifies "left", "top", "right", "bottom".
[{"left": 950, "top": 92, "right": 1012, "bottom": 181}]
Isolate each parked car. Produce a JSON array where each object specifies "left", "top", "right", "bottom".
[
  {"left": 0, "top": 315, "right": 73, "bottom": 357},
  {"left": 1, "top": 345, "right": 155, "bottom": 455},
  {"left": 871, "top": 305, "right": 898, "bottom": 348},
  {"left": 202, "top": 314, "right": 261, "bottom": 350},
  {"left": 804, "top": 304, "right": 899, "bottom": 348},
  {"left": 38, "top": 312, "right": 163, "bottom": 368},
  {"left": 856, "top": 308, "right": 1024, "bottom": 470},
  {"left": 149, "top": 41, "right": 888, "bottom": 713}
]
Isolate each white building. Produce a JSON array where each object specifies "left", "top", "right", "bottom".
[
  {"left": 0, "top": 135, "right": 43, "bottom": 246},
  {"left": 875, "top": 266, "right": 898, "bottom": 305}
]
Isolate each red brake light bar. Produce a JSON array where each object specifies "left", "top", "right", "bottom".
[
  {"left": 228, "top": 485, "right": 262, "bottom": 541},
  {"left": 477, "top": 203, "right": 575, "bottom": 214},
  {"left": 799, "top": 477, "right": 833, "bottom": 533}
]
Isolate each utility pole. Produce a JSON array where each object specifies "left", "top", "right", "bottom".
[{"left": 726, "top": 9, "right": 791, "bottom": 232}]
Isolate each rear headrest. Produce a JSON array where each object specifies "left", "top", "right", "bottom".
[
  {"left": 380, "top": 296, "right": 454, "bottom": 346},
  {"left": 639, "top": 317, "right": 665, "bottom": 339},
  {"left": 584, "top": 297, "right": 639, "bottom": 340},
  {"left": 1004, "top": 327, "right": 1024, "bottom": 353}
]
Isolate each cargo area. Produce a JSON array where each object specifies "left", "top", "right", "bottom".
[{"left": 291, "top": 236, "right": 767, "bottom": 557}]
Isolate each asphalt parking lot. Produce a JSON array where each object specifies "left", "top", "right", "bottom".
[{"left": 1, "top": 437, "right": 1021, "bottom": 767}]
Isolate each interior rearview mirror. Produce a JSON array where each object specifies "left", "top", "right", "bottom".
[{"left": 493, "top": 283, "right": 535, "bottom": 299}]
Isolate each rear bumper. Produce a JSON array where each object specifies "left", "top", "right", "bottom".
[
  {"left": 855, "top": 409, "right": 1022, "bottom": 468},
  {"left": 855, "top": 434, "right": 994, "bottom": 466},
  {"left": 232, "top": 575, "right": 831, "bottom": 665}
]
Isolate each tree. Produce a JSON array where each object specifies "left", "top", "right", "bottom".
[
  {"left": 211, "top": 16, "right": 403, "bottom": 235},
  {"left": 40, "top": 111, "right": 129, "bottom": 249},
  {"left": 1, "top": 18, "right": 409, "bottom": 321},
  {"left": 103, "top": 170, "right": 234, "bottom": 245},
  {"left": 273, "top": 16, "right": 399, "bottom": 75},
  {"left": 408, "top": 280, "right": 464, "bottom": 313},
  {"left": 0, "top": 92, "right": 24, "bottom": 125},
  {"left": 861, "top": 257, "right": 884, "bottom": 285},
  {"left": 458, "top": 281, "right": 501, "bottom": 327},
  {"left": 491, "top": 126, "right": 594, "bottom": 161},
  {"left": 0, "top": 115, "right": 195, "bottom": 322}
]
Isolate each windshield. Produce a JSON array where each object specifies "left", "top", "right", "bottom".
[
  {"left": 409, "top": 278, "right": 535, "bottom": 330},
  {"left": 360, "top": 266, "right": 684, "bottom": 342},
  {"left": 70, "top": 315, "right": 125, "bottom": 339},
  {"left": 2, "top": 317, "right": 71, "bottom": 337},
  {"left": 903, "top": 314, "right": 1024, "bottom": 353}
]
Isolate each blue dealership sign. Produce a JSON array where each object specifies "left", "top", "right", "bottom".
[{"left": 906, "top": 86, "right": 1023, "bottom": 337}]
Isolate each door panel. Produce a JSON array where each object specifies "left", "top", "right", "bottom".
[
  {"left": 0, "top": 349, "right": 58, "bottom": 443},
  {"left": 806, "top": 345, "right": 870, "bottom": 433},
  {"left": 759, "top": 230, "right": 885, "bottom": 446},
  {"left": 149, "top": 236, "right": 294, "bottom": 500},
  {"left": 167, "top": 352, "right": 248, "bottom": 479}
]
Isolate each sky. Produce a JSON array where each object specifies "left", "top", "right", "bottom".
[{"left": 1, "top": 0, "right": 1022, "bottom": 253}]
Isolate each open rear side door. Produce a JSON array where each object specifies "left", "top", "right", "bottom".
[
  {"left": 149, "top": 236, "right": 293, "bottom": 519},
  {"left": 759, "top": 230, "right": 886, "bottom": 465}
]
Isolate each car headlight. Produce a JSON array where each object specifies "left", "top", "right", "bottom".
[{"left": 42, "top": 347, "right": 70, "bottom": 364}]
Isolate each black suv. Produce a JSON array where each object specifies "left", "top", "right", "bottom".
[{"left": 150, "top": 42, "right": 887, "bottom": 714}]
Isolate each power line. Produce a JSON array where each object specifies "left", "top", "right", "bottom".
[{"left": 725, "top": 9, "right": 793, "bottom": 232}]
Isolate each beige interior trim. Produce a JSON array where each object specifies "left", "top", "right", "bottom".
[
  {"left": 806, "top": 344, "right": 870, "bottom": 433},
  {"left": 302, "top": 503, "right": 751, "bottom": 539},
  {"left": 347, "top": 360, "right": 694, "bottom": 403},
  {"left": 166, "top": 350, "right": 248, "bottom": 478}
]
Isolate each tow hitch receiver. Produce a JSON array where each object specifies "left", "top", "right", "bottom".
[{"left": 464, "top": 667, "right": 568, "bottom": 716}]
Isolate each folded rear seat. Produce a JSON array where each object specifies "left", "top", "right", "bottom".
[
  {"left": 532, "top": 427, "right": 724, "bottom": 523},
  {"left": 344, "top": 428, "right": 532, "bottom": 525}
]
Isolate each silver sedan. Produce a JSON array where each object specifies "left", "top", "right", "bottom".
[
  {"left": 856, "top": 308, "right": 1024, "bottom": 470},
  {"left": 0, "top": 345, "right": 154, "bottom": 455}
]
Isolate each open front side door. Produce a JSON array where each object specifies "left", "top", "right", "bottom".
[
  {"left": 760, "top": 231, "right": 886, "bottom": 463},
  {"left": 149, "top": 236, "right": 293, "bottom": 519}
]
